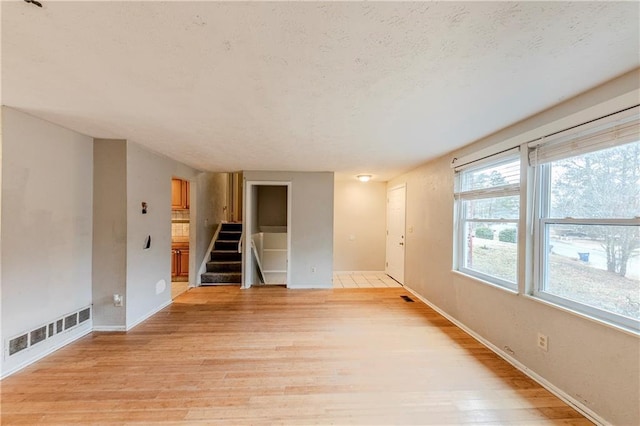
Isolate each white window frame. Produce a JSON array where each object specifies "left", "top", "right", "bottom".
[
  {"left": 454, "top": 150, "right": 520, "bottom": 290},
  {"left": 531, "top": 114, "right": 640, "bottom": 332}
]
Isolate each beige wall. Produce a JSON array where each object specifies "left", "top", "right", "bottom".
[
  {"left": 93, "top": 139, "right": 127, "bottom": 328},
  {"left": 1, "top": 107, "right": 94, "bottom": 376},
  {"left": 389, "top": 69, "right": 640, "bottom": 425},
  {"left": 333, "top": 180, "right": 386, "bottom": 271},
  {"left": 258, "top": 185, "right": 287, "bottom": 228},
  {"left": 243, "top": 171, "right": 334, "bottom": 288}
]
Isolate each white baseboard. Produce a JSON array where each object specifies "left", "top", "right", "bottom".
[
  {"left": 1, "top": 324, "right": 93, "bottom": 380},
  {"left": 333, "top": 270, "right": 386, "bottom": 274},
  {"left": 92, "top": 325, "right": 126, "bottom": 332},
  {"left": 125, "top": 299, "right": 173, "bottom": 331},
  {"left": 402, "top": 285, "right": 609, "bottom": 426}
]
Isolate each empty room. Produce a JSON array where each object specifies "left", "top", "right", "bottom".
[{"left": 1, "top": 1, "right": 639, "bottom": 425}]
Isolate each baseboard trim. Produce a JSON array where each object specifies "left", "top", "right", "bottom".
[
  {"left": 402, "top": 284, "right": 609, "bottom": 426},
  {"left": 1, "top": 325, "right": 93, "bottom": 380},
  {"left": 93, "top": 325, "right": 127, "bottom": 332},
  {"left": 333, "top": 270, "right": 386, "bottom": 274},
  {"left": 125, "top": 299, "right": 173, "bottom": 331}
]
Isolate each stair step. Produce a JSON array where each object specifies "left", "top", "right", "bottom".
[
  {"left": 221, "top": 223, "right": 243, "bottom": 232},
  {"left": 210, "top": 250, "right": 241, "bottom": 262},
  {"left": 218, "top": 231, "right": 241, "bottom": 242},
  {"left": 201, "top": 272, "right": 242, "bottom": 284},
  {"left": 207, "top": 261, "right": 242, "bottom": 273},
  {"left": 215, "top": 240, "right": 239, "bottom": 251}
]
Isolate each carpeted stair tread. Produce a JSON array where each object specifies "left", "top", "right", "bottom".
[
  {"left": 215, "top": 240, "right": 239, "bottom": 250},
  {"left": 207, "top": 261, "right": 241, "bottom": 272},
  {"left": 210, "top": 250, "right": 241, "bottom": 261},
  {"left": 201, "top": 272, "right": 242, "bottom": 284}
]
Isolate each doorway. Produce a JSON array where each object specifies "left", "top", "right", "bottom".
[
  {"left": 386, "top": 184, "right": 406, "bottom": 284},
  {"left": 171, "top": 177, "right": 192, "bottom": 299},
  {"left": 243, "top": 181, "right": 292, "bottom": 289}
]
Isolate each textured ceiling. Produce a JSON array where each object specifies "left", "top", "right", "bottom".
[{"left": 2, "top": 1, "right": 639, "bottom": 181}]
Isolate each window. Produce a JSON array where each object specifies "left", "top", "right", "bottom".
[
  {"left": 455, "top": 151, "right": 520, "bottom": 289},
  {"left": 533, "top": 111, "right": 640, "bottom": 331}
]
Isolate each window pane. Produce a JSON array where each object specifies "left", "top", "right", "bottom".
[
  {"left": 464, "top": 196, "right": 519, "bottom": 220},
  {"left": 460, "top": 158, "right": 520, "bottom": 192},
  {"left": 463, "top": 221, "right": 518, "bottom": 284},
  {"left": 544, "top": 223, "right": 640, "bottom": 321},
  {"left": 549, "top": 142, "right": 640, "bottom": 219}
]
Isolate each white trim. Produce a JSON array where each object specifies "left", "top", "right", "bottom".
[
  {"left": 1, "top": 324, "right": 93, "bottom": 379},
  {"left": 243, "top": 180, "right": 292, "bottom": 289},
  {"left": 125, "top": 299, "right": 172, "bottom": 331},
  {"left": 402, "top": 284, "right": 609, "bottom": 426},
  {"left": 197, "top": 222, "right": 222, "bottom": 286},
  {"left": 333, "top": 270, "right": 386, "bottom": 274},
  {"left": 92, "top": 325, "right": 127, "bottom": 332}
]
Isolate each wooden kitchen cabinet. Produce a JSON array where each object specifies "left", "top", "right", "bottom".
[
  {"left": 171, "top": 178, "right": 190, "bottom": 210},
  {"left": 171, "top": 243, "right": 189, "bottom": 279}
]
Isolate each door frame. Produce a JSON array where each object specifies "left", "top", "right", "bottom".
[
  {"left": 243, "top": 180, "right": 292, "bottom": 289},
  {"left": 386, "top": 183, "right": 406, "bottom": 284},
  {"left": 170, "top": 176, "right": 196, "bottom": 290}
]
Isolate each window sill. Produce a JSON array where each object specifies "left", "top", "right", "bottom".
[
  {"left": 451, "top": 270, "right": 519, "bottom": 295},
  {"left": 523, "top": 293, "right": 640, "bottom": 338}
]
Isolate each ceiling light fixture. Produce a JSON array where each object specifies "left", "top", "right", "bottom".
[{"left": 357, "top": 174, "right": 372, "bottom": 182}]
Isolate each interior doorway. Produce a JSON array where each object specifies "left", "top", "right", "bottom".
[
  {"left": 386, "top": 184, "right": 406, "bottom": 284},
  {"left": 243, "top": 181, "right": 292, "bottom": 289},
  {"left": 171, "top": 177, "right": 192, "bottom": 299}
]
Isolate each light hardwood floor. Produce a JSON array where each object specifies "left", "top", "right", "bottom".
[{"left": 1, "top": 287, "right": 591, "bottom": 425}]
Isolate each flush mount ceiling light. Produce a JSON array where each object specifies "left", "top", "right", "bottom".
[{"left": 357, "top": 174, "right": 372, "bottom": 182}]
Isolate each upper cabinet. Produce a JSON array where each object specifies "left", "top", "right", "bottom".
[{"left": 172, "top": 178, "right": 190, "bottom": 210}]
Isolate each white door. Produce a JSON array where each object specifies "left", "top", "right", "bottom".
[{"left": 386, "top": 185, "right": 406, "bottom": 284}]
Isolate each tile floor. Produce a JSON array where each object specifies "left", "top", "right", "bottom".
[
  {"left": 171, "top": 281, "right": 189, "bottom": 299},
  {"left": 333, "top": 271, "right": 402, "bottom": 288},
  {"left": 173, "top": 273, "right": 400, "bottom": 294}
]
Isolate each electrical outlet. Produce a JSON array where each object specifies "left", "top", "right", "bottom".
[
  {"left": 311, "top": 267, "right": 316, "bottom": 273},
  {"left": 113, "top": 294, "right": 124, "bottom": 307},
  {"left": 537, "top": 332, "right": 548, "bottom": 352}
]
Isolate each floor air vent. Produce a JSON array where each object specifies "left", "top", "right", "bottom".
[
  {"left": 5, "top": 305, "right": 91, "bottom": 358},
  {"left": 400, "top": 295, "right": 415, "bottom": 303}
]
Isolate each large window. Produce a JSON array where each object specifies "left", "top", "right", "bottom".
[
  {"left": 532, "top": 110, "right": 640, "bottom": 331},
  {"left": 455, "top": 151, "right": 520, "bottom": 289}
]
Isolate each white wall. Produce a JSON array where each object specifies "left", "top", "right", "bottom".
[
  {"left": 243, "top": 171, "right": 334, "bottom": 288},
  {"left": 93, "top": 139, "right": 127, "bottom": 329},
  {"left": 125, "top": 142, "right": 175, "bottom": 328},
  {"left": 92, "top": 140, "right": 218, "bottom": 330},
  {"left": 333, "top": 180, "right": 386, "bottom": 271},
  {"left": 388, "top": 70, "right": 640, "bottom": 425},
  {"left": 1, "top": 107, "right": 93, "bottom": 376}
]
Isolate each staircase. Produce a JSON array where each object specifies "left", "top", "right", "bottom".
[{"left": 201, "top": 223, "right": 242, "bottom": 285}]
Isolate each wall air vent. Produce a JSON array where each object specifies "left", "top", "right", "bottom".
[
  {"left": 5, "top": 305, "right": 92, "bottom": 358},
  {"left": 78, "top": 308, "right": 91, "bottom": 323},
  {"left": 9, "top": 334, "right": 28, "bottom": 356},
  {"left": 64, "top": 313, "right": 78, "bottom": 330},
  {"left": 30, "top": 326, "right": 47, "bottom": 346}
]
